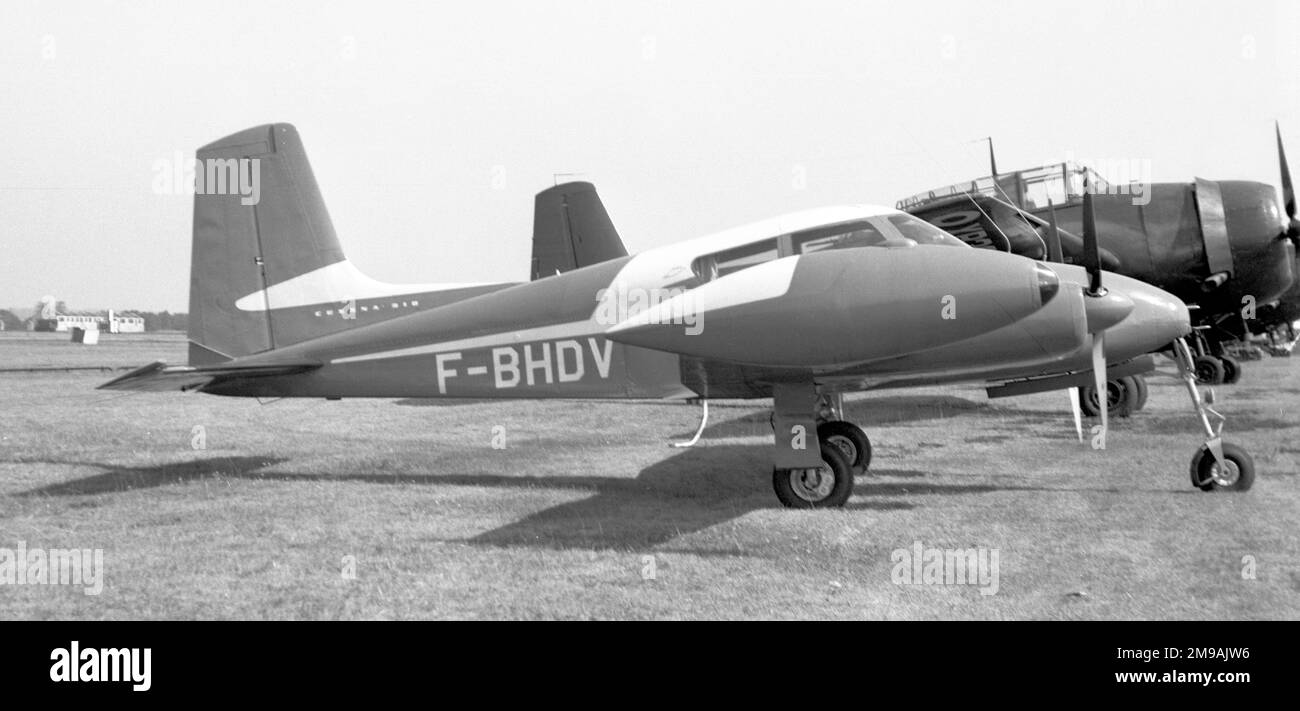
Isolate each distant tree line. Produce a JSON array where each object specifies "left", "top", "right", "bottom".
[
  {"left": 136, "top": 311, "right": 189, "bottom": 332},
  {"left": 0, "top": 310, "right": 21, "bottom": 331}
]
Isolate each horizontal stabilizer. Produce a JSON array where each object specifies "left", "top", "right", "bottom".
[{"left": 97, "top": 360, "right": 320, "bottom": 392}]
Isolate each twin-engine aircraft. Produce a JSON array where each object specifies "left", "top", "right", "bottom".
[
  {"left": 103, "top": 124, "right": 1255, "bottom": 507},
  {"left": 897, "top": 127, "right": 1299, "bottom": 393}
]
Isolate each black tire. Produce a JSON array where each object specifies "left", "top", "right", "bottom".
[
  {"left": 1194, "top": 355, "right": 1225, "bottom": 385},
  {"left": 772, "top": 442, "right": 854, "bottom": 508},
  {"left": 817, "top": 420, "right": 871, "bottom": 473},
  {"left": 1131, "top": 374, "right": 1149, "bottom": 412},
  {"left": 1080, "top": 377, "right": 1140, "bottom": 418},
  {"left": 1219, "top": 355, "right": 1242, "bottom": 384},
  {"left": 1189, "top": 442, "right": 1255, "bottom": 492}
]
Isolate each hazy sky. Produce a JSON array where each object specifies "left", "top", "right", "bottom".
[{"left": 3, "top": 0, "right": 1297, "bottom": 312}]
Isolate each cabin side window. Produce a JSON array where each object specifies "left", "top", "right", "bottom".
[{"left": 692, "top": 238, "right": 780, "bottom": 283}]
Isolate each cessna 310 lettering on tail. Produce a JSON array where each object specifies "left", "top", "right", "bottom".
[{"left": 102, "top": 124, "right": 1256, "bottom": 507}]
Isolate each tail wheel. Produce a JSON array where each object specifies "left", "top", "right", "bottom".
[
  {"left": 1194, "top": 355, "right": 1225, "bottom": 384},
  {"left": 1219, "top": 355, "right": 1242, "bottom": 384},
  {"left": 816, "top": 420, "right": 871, "bottom": 473},
  {"left": 1189, "top": 442, "right": 1256, "bottom": 492},
  {"left": 773, "top": 442, "right": 854, "bottom": 508}
]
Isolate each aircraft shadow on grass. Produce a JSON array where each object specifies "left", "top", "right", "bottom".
[
  {"left": 13, "top": 444, "right": 1033, "bottom": 551},
  {"left": 393, "top": 398, "right": 491, "bottom": 408}
]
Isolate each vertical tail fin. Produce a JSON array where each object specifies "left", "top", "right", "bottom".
[
  {"left": 187, "top": 123, "right": 505, "bottom": 366},
  {"left": 530, "top": 182, "right": 628, "bottom": 280},
  {"left": 188, "top": 124, "right": 345, "bottom": 364}
]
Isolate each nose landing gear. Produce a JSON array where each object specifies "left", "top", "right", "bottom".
[{"left": 1172, "top": 338, "right": 1255, "bottom": 492}]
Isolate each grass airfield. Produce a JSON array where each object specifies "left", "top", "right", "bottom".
[{"left": 1, "top": 331, "right": 1297, "bottom": 619}]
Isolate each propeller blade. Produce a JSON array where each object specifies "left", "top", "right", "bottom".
[
  {"left": 1069, "top": 387, "right": 1083, "bottom": 442},
  {"left": 1046, "top": 198, "right": 1064, "bottom": 263},
  {"left": 1277, "top": 122, "right": 1300, "bottom": 244},
  {"left": 1082, "top": 183, "right": 1103, "bottom": 294},
  {"left": 1091, "top": 332, "right": 1108, "bottom": 447},
  {"left": 1279, "top": 121, "right": 1295, "bottom": 220}
]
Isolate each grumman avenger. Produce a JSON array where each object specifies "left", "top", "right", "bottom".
[
  {"left": 1249, "top": 284, "right": 1299, "bottom": 355},
  {"left": 102, "top": 124, "right": 1257, "bottom": 508},
  {"left": 897, "top": 126, "right": 1299, "bottom": 395}
]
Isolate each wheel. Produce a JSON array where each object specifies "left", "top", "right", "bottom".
[
  {"left": 1131, "top": 375, "right": 1149, "bottom": 412},
  {"left": 817, "top": 420, "right": 871, "bottom": 473},
  {"left": 1113, "top": 376, "right": 1140, "bottom": 417},
  {"left": 1080, "top": 377, "right": 1140, "bottom": 418},
  {"left": 1194, "top": 355, "right": 1225, "bottom": 385},
  {"left": 1189, "top": 442, "right": 1255, "bottom": 492},
  {"left": 772, "top": 441, "right": 854, "bottom": 508},
  {"left": 1079, "top": 384, "right": 1100, "bottom": 417},
  {"left": 1219, "top": 355, "right": 1242, "bottom": 384}
]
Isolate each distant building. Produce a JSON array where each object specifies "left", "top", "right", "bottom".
[
  {"left": 105, "top": 309, "right": 145, "bottom": 333},
  {"left": 31, "top": 310, "right": 146, "bottom": 333}
]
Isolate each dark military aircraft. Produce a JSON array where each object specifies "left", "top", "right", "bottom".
[
  {"left": 898, "top": 126, "right": 1299, "bottom": 397},
  {"left": 1250, "top": 285, "right": 1299, "bottom": 355},
  {"left": 101, "top": 124, "right": 1255, "bottom": 507}
]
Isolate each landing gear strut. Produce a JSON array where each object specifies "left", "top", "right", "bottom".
[
  {"left": 1172, "top": 337, "right": 1255, "bottom": 492},
  {"left": 769, "top": 387, "right": 871, "bottom": 508}
]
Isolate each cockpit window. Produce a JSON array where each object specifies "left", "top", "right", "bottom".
[
  {"left": 1019, "top": 165, "right": 1068, "bottom": 209},
  {"left": 688, "top": 213, "right": 966, "bottom": 286},
  {"left": 792, "top": 221, "right": 888, "bottom": 254},
  {"left": 884, "top": 214, "right": 968, "bottom": 247}
]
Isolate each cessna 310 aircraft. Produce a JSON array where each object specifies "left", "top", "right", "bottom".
[
  {"left": 897, "top": 127, "right": 1299, "bottom": 394},
  {"left": 102, "top": 124, "right": 1256, "bottom": 507}
]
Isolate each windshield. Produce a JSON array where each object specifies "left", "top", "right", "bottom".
[{"left": 883, "top": 214, "right": 968, "bottom": 247}]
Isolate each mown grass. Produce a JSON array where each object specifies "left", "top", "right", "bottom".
[{"left": 0, "top": 333, "right": 1296, "bottom": 619}]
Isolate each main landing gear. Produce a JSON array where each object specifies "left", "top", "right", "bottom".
[
  {"left": 1189, "top": 328, "right": 1243, "bottom": 385},
  {"left": 769, "top": 389, "right": 871, "bottom": 508},
  {"left": 1171, "top": 337, "right": 1255, "bottom": 492},
  {"left": 772, "top": 440, "right": 856, "bottom": 508},
  {"left": 1079, "top": 374, "right": 1148, "bottom": 418}
]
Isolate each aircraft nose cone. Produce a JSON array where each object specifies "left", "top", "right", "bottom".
[{"left": 1101, "top": 272, "right": 1191, "bottom": 361}]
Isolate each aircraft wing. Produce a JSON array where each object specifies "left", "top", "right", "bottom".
[
  {"left": 904, "top": 193, "right": 1121, "bottom": 270},
  {"left": 97, "top": 360, "right": 321, "bottom": 392}
]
